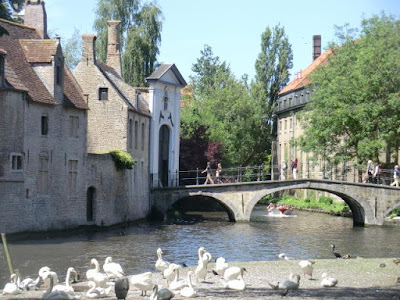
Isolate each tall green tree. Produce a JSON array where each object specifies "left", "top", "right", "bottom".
[
  {"left": 94, "top": 0, "right": 162, "bottom": 86},
  {"left": 0, "top": 0, "right": 24, "bottom": 35},
  {"left": 297, "top": 13, "right": 400, "bottom": 164}
]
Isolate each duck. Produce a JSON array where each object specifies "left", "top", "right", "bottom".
[
  {"left": 155, "top": 248, "right": 170, "bottom": 272},
  {"left": 103, "top": 256, "right": 124, "bottom": 279},
  {"left": 150, "top": 284, "right": 175, "bottom": 300},
  {"left": 42, "top": 272, "right": 74, "bottom": 300},
  {"left": 278, "top": 253, "right": 292, "bottom": 260},
  {"left": 180, "top": 271, "right": 196, "bottom": 298},
  {"left": 2, "top": 273, "right": 22, "bottom": 295},
  {"left": 331, "top": 244, "right": 342, "bottom": 258},
  {"left": 221, "top": 267, "right": 246, "bottom": 291},
  {"left": 169, "top": 266, "right": 188, "bottom": 291},
  {"left": 195, "top": 252, "right": 212, "bottom": 282},
  {"left": 298, "top": 260, "right": 314, "bottom": 279},
  {"left": 129, "top": 271, "right": 153, "bottom": 296},
  {"left": 214, "top": 257, "right": 229, "bottom": 276},
  {"left": 320, "top": 272, "right": 338, "bottom": 287},
  {"left": 85, "top": 280, "right": 112, "bottom": 298},
  {"left": 51, "top": 267, "right": 77, "bottom": 293},
  {"left": 223, "top": 266, "right": 246, "bottom": 281},
  {"left": 267, "top": 273, "right": 301, "bottom": 296}
]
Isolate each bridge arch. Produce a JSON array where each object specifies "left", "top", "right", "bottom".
[
  {"left": 169, "top": 195, "right": 236, "bottom": 221},
  {"left": 383, "top": 200, "right": 400, "bottom": 219}
]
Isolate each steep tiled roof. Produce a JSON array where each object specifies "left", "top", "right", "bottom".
[
  {"left": 147, "top": 63, "right": 187, "bottom": 87},
  {"left": 19, "top": 39, "right": 58, "bottom": 63},
  {"left": 279, "top": 49, "right": 332, "bottom": 95},
  {"left": 97, "top": 62, "right": 150, "bottom": 116},
  {"left": 0, "top": 18, "right": 88, "bottom": 110}
]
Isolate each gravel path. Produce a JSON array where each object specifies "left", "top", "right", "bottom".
[{"left": 1, "top": 258, "right": 399, "bottom": 299}]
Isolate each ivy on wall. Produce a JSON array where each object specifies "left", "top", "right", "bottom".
[{"left": 109, "top": 150, "right": 136, "bottom": 171}]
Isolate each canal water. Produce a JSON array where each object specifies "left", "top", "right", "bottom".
[{"left": 0, "top": 206, "right": 399, "bottom": 287}]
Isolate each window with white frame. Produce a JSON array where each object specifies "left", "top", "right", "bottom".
[
  {"left": 68, "top": 160, "right": 78, "bottom": 194},
  {"left": 11, "top": 153, "right": 23, "bottom": 171}
]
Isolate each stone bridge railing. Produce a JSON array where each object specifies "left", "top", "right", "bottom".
[{"left": 151, "top": 179, "right": 400, "bottom": 226}]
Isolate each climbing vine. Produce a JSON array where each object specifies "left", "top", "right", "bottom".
[{"left": 109, "top": 150, "right": 136, "bottom": 171}]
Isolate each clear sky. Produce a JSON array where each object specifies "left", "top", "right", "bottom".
[{"left": 45, "top": 0, "right": 400, "bottom": 82}]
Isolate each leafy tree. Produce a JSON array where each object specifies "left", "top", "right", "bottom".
[
  {"left": 0, "top": 0, "right": 23, "bottom": 35},
  {"left": 93, "top": 0, "right": 162, "bottom": 86},
  {"left": 297, "top": 13, "right": 400, "bottom": 164},
  {"left": 62, "top": 28, "right": 82, "bottom": 70}
]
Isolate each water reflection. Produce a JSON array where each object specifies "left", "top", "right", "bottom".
[{"left": 0, "top": 207, "right": 398, "bottom": 287}]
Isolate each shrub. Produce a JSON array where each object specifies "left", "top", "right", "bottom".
[
  {"left": 304, "top": 198, "right": 311, "bottom": 203},
  {"left": 109, "top": 150, "right": 136, "bottom": 171},
  {"left": 319, "top": 196, "right": 333, "bottom": 205}
]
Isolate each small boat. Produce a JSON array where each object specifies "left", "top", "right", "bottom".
[{"left": 265, "top": 205, "right": 296, "bottom": 217}]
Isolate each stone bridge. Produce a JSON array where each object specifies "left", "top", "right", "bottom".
[{"left": 151, "top": 179, "right": 400, "bottom": 226}]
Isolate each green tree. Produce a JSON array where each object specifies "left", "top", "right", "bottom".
[
  {"left": 62, "top": 28, "right": 82, "bottom": 70},
  {"left": 93, "top": 0, "right": 162, "bottom": 86},
  {"left": 297, "top": 13, "right": 400, "bottom": 164},
  {"left": 0, "top": 0, "right": 24, "bottom": 35}
]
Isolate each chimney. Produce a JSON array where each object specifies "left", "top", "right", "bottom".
[
  {"left": 81, "top": 34, "right": 97, "bottom": 65},
  {"left": 24, "top": 0, "right": 48, "bottom": 39},
  {"left": 313, "top": 35, "right": 321, "bottom": 61},
  {"left": 106, "top": 20, "right": 122, "bottom": 77}
]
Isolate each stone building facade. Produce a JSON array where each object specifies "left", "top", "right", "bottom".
[{"left": 0, "top": 0, "right": 186, "bottom": 233}]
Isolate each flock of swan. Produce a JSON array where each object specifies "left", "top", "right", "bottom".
[{"left": 1, "top": 246, "right": 341, "bottom": 299}]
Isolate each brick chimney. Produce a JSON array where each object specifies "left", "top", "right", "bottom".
[
  {"left": 24, "top": 0, "right": 48, "bottom": 39},
  {"left": 313, "top": 35, "right": 321, "bottom": 61},
  {"left": 106, "top": 20, "right": 122, "bottom": 77},
  {"left": 81, "top": 34, "right": 97, "bottom": 65}
]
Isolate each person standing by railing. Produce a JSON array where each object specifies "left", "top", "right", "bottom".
[
  {"left": 390, "top": 165, "right": 399, "bottom": 187},
  {"left": 215, "top": 162, "right": 222, "bottom": 183},
  {"left": 202, "top": 162, "right": 214, "bottom": 184}
]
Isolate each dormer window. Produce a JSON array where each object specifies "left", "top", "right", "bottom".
[{"left": 99, "top": 88, "right": 108, "bottom": 100}]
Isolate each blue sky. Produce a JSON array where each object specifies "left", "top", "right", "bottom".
[{"left": 45, "top": 0, "right": 400, "bottom": 82}]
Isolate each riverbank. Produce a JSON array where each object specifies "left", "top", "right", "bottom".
[{"left": 1, "top": 258, "right": 399, "bottom": 299}]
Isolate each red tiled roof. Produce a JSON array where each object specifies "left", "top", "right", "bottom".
[
  {"left": 279, "top": 49, "right": 332, "bottom": 95},
  {"left": 19, "top": 39, "right": 58, "bottom": 63}
]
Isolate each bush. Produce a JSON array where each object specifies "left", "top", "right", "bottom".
[
  {"left": 319, "top": 196, "right": 333, "bottom": 205},
  {"left": 109, "top": 150, "right": 136, "bottom": 170},
  {"left": 304, "top": 198, "right": 311, "bottom": 203}
]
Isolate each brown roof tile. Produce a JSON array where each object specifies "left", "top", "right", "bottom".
[
  {"left": 279, "top": 49, "right": 332, "bottom": 95},
  {"left": 19, "top": 39, "right": 58, "bottom": 63}
]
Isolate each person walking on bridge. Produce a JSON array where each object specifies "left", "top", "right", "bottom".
[
  {"left": 202, "top": 162, "right": 214, "bottom": 185},
  {"left": 390, "top": 165, "right": 399, "bottom": 187}
]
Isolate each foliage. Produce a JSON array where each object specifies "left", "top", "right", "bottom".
[
  {"left": 297, "top": 13, "right": 400, "bottom": 164},
  {"left": 62, "top": 28, "right": 82, "bottom": 70},
  {"left": 94, "top": 0, "right": 162, "bottom": 86},
  {"left": 389, "top": 207, "right": 400, "bottom": 218},
  {"left": 0, "top": 0, "right": 23, "bottom": 35},
  {"left": 109, "top": 150, "right": 136, "bottom": 170},
  {"left": 279, "top": 195, "right": 349, "bottom": 214}
]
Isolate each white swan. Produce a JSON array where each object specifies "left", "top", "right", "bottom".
[
  {"left": 180, "top": 271, "right": 197, "bottom": 298},
  {"left": 2, "top": 273, "right": 21, "bottom": 295},
  {"left": 129, "top": 272, "right": 153, "bottom": 296},
  {"left": 321, "top": 272, "right": 338, "bottom": 287},
  {"left": 267, "top": 273, "right": 301, "bottom": 296},
  {"left": 197, "top": 247, "right": 206, "bottom": 265},
  {"left": 169, "top": 266, "right": 188, "bottom": 291},
  {"left": 86, "top": 258, "right": 100, "bottom": 280},
  {"left": 39, "top": 266, "right": 59, "bottom": 287},
  {"left": 195, "top": 252, "right": 212, "bottom": 282},
  {"left": 51, "top": 267, "right": 77, "bottom": 293},
  {"left": 19, "top": 276, "right": 41, "bottom": 290},
  {"left": 299, "top": 260, "right": 314, "bottom": 279},
  {"left": 86, "top": 258, "right": 109, "bottom": 287},
  {"left": 85, "top": 280, "right": 112, "bottom": 298},
  {"left": 155, "top": 248, "right": 170, "bottom": 272},
  {"left": 223, "top": 266, "right": 246, "bottom": 281},
  {"left": 221, "top": 267, "right": 246, "bottom": 291},
  {"left": 42, "top": 272, "right": 74, "bottom": 300},
  {"left": 103, "top": 256, "right": 124, "bottom": 279},
  {"left": 163, "top": 263, "right": 179, "bottom": 283},
  {"left": 215, "top": 257, "right": 229, "bottom": 276}
]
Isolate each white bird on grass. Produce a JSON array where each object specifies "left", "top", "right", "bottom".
[
  {"left": 299, "top": 260, "right": 315, "bottom": 279},
  {"left": 86, "top": 258, "right": 109, "bottom": 287},
  {"left": 169, "top": 266, "right": 188, "bottom": 291},
  {"left": 223, "top": 266, "right": 246, "bottom": 281},
  {"left": 103, "top": 256, "right": 124, "bottom": 279},
  {"left": 221, "top": 267, "right": 246, "bottom": 291},
  {"left": 155, "top": 248, "right": 170, "bottom": 272},
  {"left": 2, "top": 273, "right": 22, "bottom": 295},
  {"left": 163, "top": 263, "right": 179, "bottom": 283},
  {"left": 51, "top": 267, "right": 77, "bottom": 293},
  {"left": 267, "top": 273, "right": 301, "bottom": 296},
  {"left": 320, "top": 272, "right": 338, "bottom": 287},
  {"left": 42, "top": 271, "right": 74, "bottom": 300},
  {"left": 39, "top": 266, "right": 59, "bottom": 288},
  {"left": 195, "top": 252, "right": 212, "bottom": 282},
  {"left": 214, "top": 257, "right": 229, "bottom": 276},
  {"left": 180, "top": 271, "right": 197, "bottom": 298},
  {"left": 129, "top": 271, "right": 153, "bottom": 296}
]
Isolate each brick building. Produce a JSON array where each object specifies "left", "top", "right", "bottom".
[{"left": 0, "top": 0, "right": 186, "bottom": 233}]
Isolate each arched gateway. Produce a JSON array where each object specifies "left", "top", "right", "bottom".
[{"left": 151, "top": 179, "right": 400, "bottom": 226}]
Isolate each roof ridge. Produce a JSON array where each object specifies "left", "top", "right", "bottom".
[{"left": 0, "top": 18, "right": 37, "bottom": 31}]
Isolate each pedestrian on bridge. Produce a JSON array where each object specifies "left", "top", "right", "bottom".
[
  {"left": 202, "top": 162, "right": 214, "bottom": 185},
  {"left": 216, "top": 162, "right": 222, "bottom": 183},
  {"left": 390, "top": 165, "right": 399, "bottom": 187}
]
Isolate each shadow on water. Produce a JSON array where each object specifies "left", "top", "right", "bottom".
[{"left": 0, "top": 205, "right": 399, "bottom": 287}]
